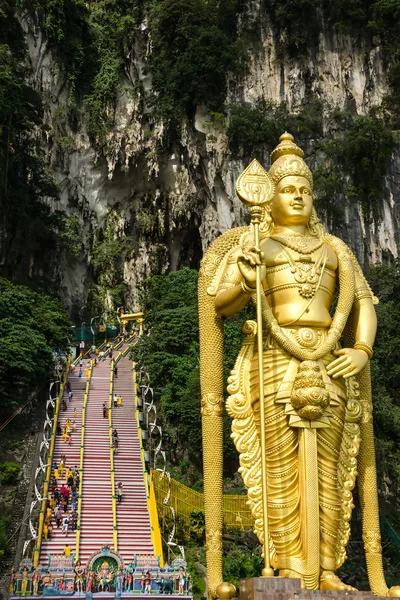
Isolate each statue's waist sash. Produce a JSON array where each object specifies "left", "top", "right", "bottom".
[
  {"left": 251, "top": 329, "right": 346, "bottom": 429},
  {"left": 263, "top": 325, "right": 335, "bottom": 352}
]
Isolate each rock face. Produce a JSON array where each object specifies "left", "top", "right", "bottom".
[{"left": 18, "top": 3, "right": 400, "bottom": 313}]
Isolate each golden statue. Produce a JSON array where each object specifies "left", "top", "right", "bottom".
[{"left": 199, "top": 133, "right": 400, "bottom": 598}]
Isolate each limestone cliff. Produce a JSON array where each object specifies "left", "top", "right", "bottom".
[{"left": 16, "top": 1, "right": 400, "bottom": 314}]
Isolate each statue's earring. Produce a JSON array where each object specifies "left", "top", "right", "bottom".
[
  {"left": 260, "top": 204, "right": 273, "bottom": 234},
  {"left": 313, "top": 194, "right": 316, "bottom": 201}
]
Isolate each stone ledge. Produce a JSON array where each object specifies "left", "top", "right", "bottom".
[{"left": 239, "top": 578, "right": 377, "bottom": 600}]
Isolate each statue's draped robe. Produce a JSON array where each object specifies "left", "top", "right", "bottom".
[{"left": 249, "top": 339, "right": 346, "bottom": 577}]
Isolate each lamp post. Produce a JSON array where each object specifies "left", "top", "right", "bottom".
[
  {"left": 79, "top": 322, "right": 86, "bottom": 357},
  {"left": 90, "top": 316, "right": 99, "bottom": 347},
  {"left": 102, "top": 312, "right": 108, "bottom": 343},
  {"left": 116, "top": 307, "right": 124, "bottom": 337}
]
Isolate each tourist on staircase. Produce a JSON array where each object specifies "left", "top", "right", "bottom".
[
  {"left": 117, "top": 482, "right": 123, "bottom": 503},
  {"left": 55, "top": 507, "right": 62, "bottom": 528},
  {"left": 61, "top": 514, "right": 69, "bottom": 536}
]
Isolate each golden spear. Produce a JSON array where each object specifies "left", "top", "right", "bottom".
[{"left": 236, "top": 159, "right": 275, "bottom": 577}]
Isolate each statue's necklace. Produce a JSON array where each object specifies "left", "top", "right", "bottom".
[
  {"left": 270, "top": 236, "right": 325, "bottom": 299},
  {"left": 270, "top": 235, "right": 324, "bottom": 255}
]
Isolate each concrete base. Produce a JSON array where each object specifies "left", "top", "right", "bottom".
[{"left": 239, "top": 578, "right": 376, "bottom": 600}]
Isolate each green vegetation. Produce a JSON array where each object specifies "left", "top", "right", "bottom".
[
  {"left": 266, "top": 0, "right": 321, "bottom": 56},
  {"left": 0, "top": 461, "right": 21, "bottom": 485},
  {"left": 314, "top": 114, "right": 394, "bottom": 215},
  {"left": 132, "top": 268, "right": 255, "bottom": 481},
  {"left": 87, "top": 209, "right": 130, "bottom": 319},
  {"left": 227, "top": 99, "right": 323, "bottom": 160},
  {"left": 0, "top": 0, "right": 63, "bottom": 282},
  {"left": 227, "top": 102, "right": 393, "bottom": 214},
  {"left": 60, "top": 216, "right": 82, "bottom": 258},
  {"left": 223, "top": 542, "right": 263, "bottom": 591},
  {"left": 83, "top": 0, "right": 143, "bottom": 143},
  {"left": 0, "top": 278, "right": 72, "bottom": 418},
  {"left": 147, "top": 0, "right": 243, "bottom": 123},
  {"left": 0, "top": 504, "right": 12, "bottom": 559},
  {"left": 367, "top": 262, "right": 400, "bottom": 498},
  {"left": 24, "top": 0, "right": 143, "bottom": 144},
  {"left": 21, "top": 0, "right": 245, "bottom": 143}
]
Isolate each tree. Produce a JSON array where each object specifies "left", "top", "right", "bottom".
[
  {"left": 0, "top": 278, "right": 72, "bottom": 418},
  {"left": 132, "top": 268, "right": 254, "bottom": 481}
]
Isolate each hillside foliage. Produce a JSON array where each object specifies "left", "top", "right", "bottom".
[
  {"left": 0, "top": 278, "right": 72, "bottom": 419},
  {"left": 131, "top": 268, "right": 255, "bottom": 483}
]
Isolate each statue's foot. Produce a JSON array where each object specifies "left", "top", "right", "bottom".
[
  {"left": 389, "top": 586, "right": 400, "bottom": 597},
  {"left": 320, "top": 571, "right": 357, "bottom": 591},
  {"left": 279, "top": 570, "right": 305, "bottom": 589}
]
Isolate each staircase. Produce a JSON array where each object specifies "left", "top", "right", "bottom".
[
  {"left": 79, "top": 357, "right": 114, "bottom": 563},
  {"left": 39, "top": 371, "right": 87, "bottom": 561},
  {"left": 38, "top": 345, "right": 156, "bottom": 569},
  {"left": 112, "top": 350, "right": 154, "bottom": 561}
]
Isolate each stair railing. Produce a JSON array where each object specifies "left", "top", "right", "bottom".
[
  {"left": 75, "top": 360, "right": 93, "bottom": 560},
  {"left": 33, "top": 359, "right": 70, "bottom": 566},
  {"left": 133, "top": 362, "right": 164, "bottom": 566}
]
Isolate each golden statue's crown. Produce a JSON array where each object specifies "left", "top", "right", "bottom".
[{"left": 269, "top": 132, "right": 313, "bottom": 189}]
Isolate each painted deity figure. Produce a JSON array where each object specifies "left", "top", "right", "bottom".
[
  {"left": 74, "top": 560, "right": 85, "bottom": 593},
  {"left": 178, "top": 567, "right": 186, "bottom": 594},
  {"left": 20, "top": 566, "right": 29, "bottom": 596},
  {"left": 86, "top": 569, "right": 94, "bottom": 593},
  {"left": 32, "top": 569, "right": 40, "bottom": 595},
  {"left": 115, "top": 568, "right": 123, "bottom": 594},
  {"left": 97, "top": 561, "right": 113, "bottom": 592},
  {"left": 199, "top": 133, "right": 400, "bottom": 598},
  {"left": 124, "top": 563, "right": 135, "bottom": 592}
]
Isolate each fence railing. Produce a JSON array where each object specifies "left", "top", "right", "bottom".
[{"left": 151, "top": 470, "right": 254, "bottom": 530}]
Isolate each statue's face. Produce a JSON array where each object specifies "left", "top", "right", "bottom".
[{"left": 270, "top": 175, "right": 313, "bottom": 228}]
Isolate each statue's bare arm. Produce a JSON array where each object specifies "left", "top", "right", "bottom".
[
  {"left": 327, "top": 270, "right": 377, "bottom": 380},
  {"left": 215, "top": 246, "right": 264, "bottom": 318}
]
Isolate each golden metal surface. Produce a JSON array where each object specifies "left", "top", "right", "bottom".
[
  {"left": 237, "top": 160, "right": 275, "bottom": 576},
  {"left": 199, "top": 132, "right": 392, "bottom": 597}
]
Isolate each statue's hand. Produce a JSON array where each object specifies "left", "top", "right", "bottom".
[
  {"left": 237, "top": 246, "right": 266, "bottom": 288},
  {"left": 326, "top": 348, "right": 369, "bottom": 379}
]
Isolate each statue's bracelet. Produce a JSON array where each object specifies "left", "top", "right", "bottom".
[
  {"left": 353, "top": 341, "right": 373, "bottom": 359},
  {"left": 240, "top": 280, "right": 257, "bottom": 295}
]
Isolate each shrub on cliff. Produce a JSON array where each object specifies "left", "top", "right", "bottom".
[
  {"left": 0, "top": 279, "right": 73, "bottom": 419},
  {"left": 0, "top": 462, "right": 21, "bottom": 485}
]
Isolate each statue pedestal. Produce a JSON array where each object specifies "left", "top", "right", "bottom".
[{"left": 238, "top": 578, "right": 377, "bottom": 600}]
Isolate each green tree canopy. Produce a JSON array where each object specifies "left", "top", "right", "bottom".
[
  {"left": 367, "top": 262, "right": 400, "bottom": 505},
  {"left": 0, "top": 278, "right": 72, "bottom": 418},
  {"left": 132, "top": 267, "right": 254, "bottom": 482}
]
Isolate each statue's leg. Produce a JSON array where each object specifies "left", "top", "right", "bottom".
[
  {"left": 317, "top": 371, "right": 356, "bottom": 591},
  {"left": 251, "top": 350, "right": 304, "bottom": 581}
]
